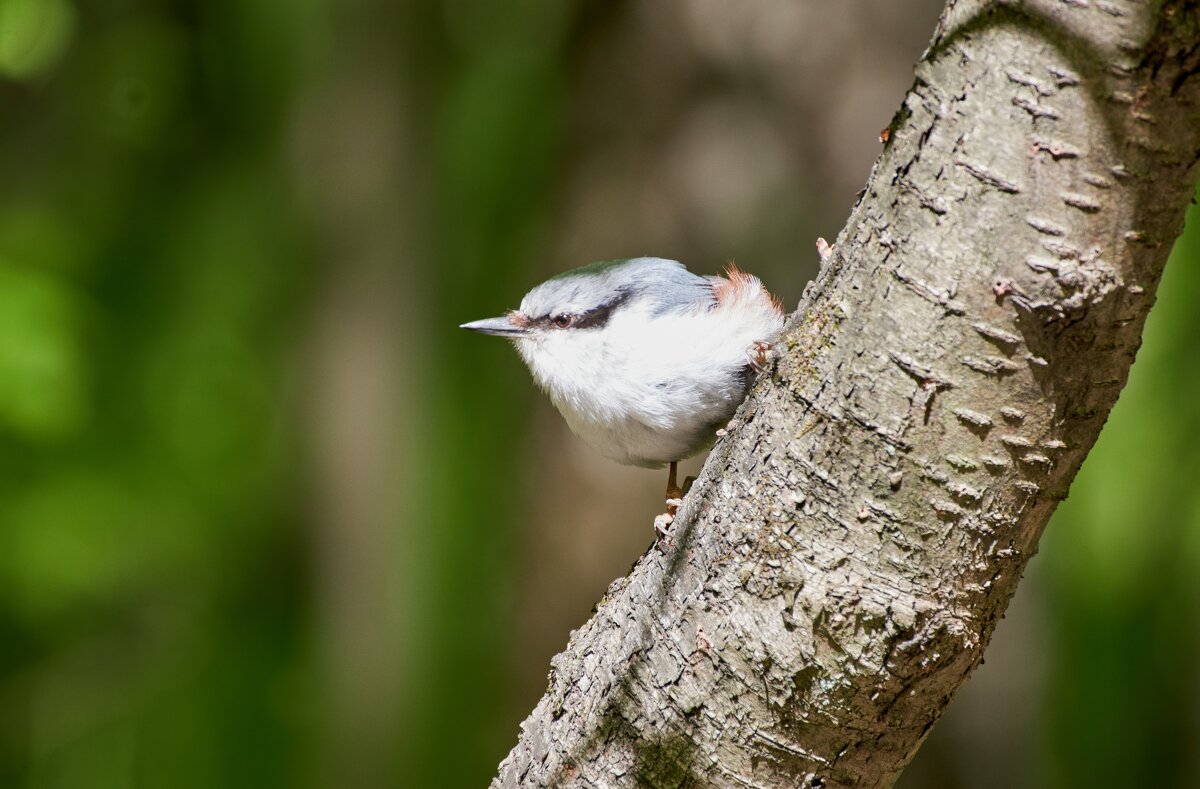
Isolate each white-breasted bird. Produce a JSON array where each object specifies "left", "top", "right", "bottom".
[{"left": 461, "top": 257, "right": 784, "bottom": 532}]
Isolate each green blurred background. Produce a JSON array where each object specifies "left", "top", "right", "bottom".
[{"left": 0, "top": 1, "right": 1195, "bottom": 787}]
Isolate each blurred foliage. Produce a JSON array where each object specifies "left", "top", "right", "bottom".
[
  {"left": 1037, "top": 211, "right": 1200, "bottom": 788},
  {"left": 0, "top": 0, "right": 75, "bottom": 80},
  {"left": 0, "top": 2, "right": 1196, "bottom": 789}
]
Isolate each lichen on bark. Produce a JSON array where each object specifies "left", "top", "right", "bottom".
[{"left": 493, "top": 1, "right": 1200, "bottom": 787}]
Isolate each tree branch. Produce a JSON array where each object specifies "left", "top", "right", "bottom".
[{"left": 493, "top": 1, "right": 1200, "bottom": 786}]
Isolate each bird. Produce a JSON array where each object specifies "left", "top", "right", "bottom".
[{"left": 460, "top": 257, "right": 785, "bottom": 535}]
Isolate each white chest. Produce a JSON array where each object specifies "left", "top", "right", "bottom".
[{"left": 516, "top": 305, "right": 777, "bottom": 466}]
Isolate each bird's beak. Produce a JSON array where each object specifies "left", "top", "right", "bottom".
[{"left": 459, "top": 315, "right": 528, "bottom": 337}]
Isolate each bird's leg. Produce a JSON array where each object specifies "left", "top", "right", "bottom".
[
  {"left": 655, "top": 461, "right": 686, "bottom": 540},
  {"left": 666, "top": 461, "right": 683, "bottom": 501}
]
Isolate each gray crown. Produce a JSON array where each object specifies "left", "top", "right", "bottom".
[{"left": 519, "top": 257, "right": 715, "bottom": 324}]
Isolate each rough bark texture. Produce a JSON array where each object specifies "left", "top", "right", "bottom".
[{"left": 493, "top": 2, "right": 1200, "bottom": 787}]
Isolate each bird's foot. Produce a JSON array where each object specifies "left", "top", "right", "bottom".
[
  {"left": 816, "top": 237, "right": 836, "bottom": 265},
  {"left": 747, "top": 340, "right": 775, "bottom": 372},
  {"left": 654, "top": 496, "right": 685, "bottom": 543},
  {"left": 653, "top": 512, "right": 675, "bottom": 543}
]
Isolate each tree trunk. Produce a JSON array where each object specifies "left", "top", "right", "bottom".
[{"left": 493, "top": 2, "right": 1200, "bottom": 787}]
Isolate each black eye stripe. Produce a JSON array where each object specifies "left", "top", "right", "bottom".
[
  {"left": 537, "top": 288, "right": 632, "bottom": 330},
  {"left": 574, "top": 288, "right": 631, "bottom": 329}
]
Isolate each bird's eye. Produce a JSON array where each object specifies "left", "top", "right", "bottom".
[{"left": 551, "top": 313, "right": 574, "bottom": 328}]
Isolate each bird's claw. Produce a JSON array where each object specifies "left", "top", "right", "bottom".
[
  {"left": 654, "top": 512, "right": 675, "bottom": 542},
  {"left": 654, "top": 497, "right": 685, "bottom": 543},
  {"left": 816, "top": 237, "right": 835, "bottom": 265},
  {"left": 747, "top": 340, "right": 774, "bottom": 372}
]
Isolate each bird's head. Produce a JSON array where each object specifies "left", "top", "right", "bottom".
[{"left": 460, "top": 258, "right": 713, "bottom": 373}]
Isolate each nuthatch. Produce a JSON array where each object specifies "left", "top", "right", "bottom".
[{"left": 461, "top": 257, "right": 784, "bottom": 534}]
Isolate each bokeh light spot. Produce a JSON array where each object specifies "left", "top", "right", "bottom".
[
  {"left": 0, "top": 263, "right": 85, "bottom": 440},
  {"left": 0, "top": 0, "right": 76, "bottom": 80}
]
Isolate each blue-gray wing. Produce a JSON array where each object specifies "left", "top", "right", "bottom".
[{"left": 614, "top": 258, "right": 716, "bottom": 316}]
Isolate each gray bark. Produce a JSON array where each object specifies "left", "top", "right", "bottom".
[{"left": 493, "top": 2, "right": 1200, "bottom": 787}]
